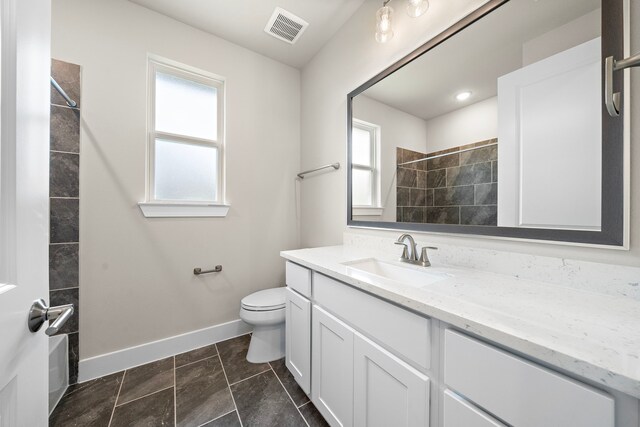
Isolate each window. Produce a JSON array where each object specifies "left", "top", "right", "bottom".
[
  {"left": 140, "top": 57, "right": 227, "bottom": 218},
  {"left": 351, "top": 119, "right": 380, "bottom": 209}
]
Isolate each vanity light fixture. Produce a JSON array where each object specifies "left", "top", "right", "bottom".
[
  {"left": 375, "top": 0, "right": 430, "bottom": 43},
  {"left": 456, "top": 91, "right": 472, "bottom": 101}
]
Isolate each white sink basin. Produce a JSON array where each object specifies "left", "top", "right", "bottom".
[{"left": 342, "top": 258, "right": 451, "bottom": 288}]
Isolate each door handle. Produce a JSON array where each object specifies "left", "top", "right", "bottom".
[
  {"left": 28, "top": 299, "right": 74, "bottom": 335},
  {"left": 605, "top": 52, "right": 640, "bottom": 117}
]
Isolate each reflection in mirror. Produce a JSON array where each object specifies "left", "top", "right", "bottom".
[{"left": 351, "top": 0, "right": 602, "bottom": 231}]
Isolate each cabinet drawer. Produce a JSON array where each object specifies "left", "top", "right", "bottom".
[
  {"left": 286, "top": 261, "right": 311, "bottom": 298},
  {"left": 444, "top": 390, "right": 505, "bottom": 427},
  {"left": 444, "top": 330, "right": 614, "bottom": 427},
  {"left": 314, "top": 272, "right": 430, "bottom": 371}
]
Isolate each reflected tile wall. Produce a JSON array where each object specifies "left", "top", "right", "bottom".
[
  {"left": 396, "top": 138, "right": 497, "bottom": 226},
  {"left": 50, "top": 58, "right": 81, "bottom": 384}
]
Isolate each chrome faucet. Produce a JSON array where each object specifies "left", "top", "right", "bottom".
[{"left": 395, "top": 234, "right": 438, "bottom": 267}]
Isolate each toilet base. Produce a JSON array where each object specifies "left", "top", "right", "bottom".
[{"left": 247, "top": 323, "right": 285, "bottom": 363}]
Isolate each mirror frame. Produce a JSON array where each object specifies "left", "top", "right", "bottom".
[{"left": 347, "top": 0, "right": 625, "bottom": 246}]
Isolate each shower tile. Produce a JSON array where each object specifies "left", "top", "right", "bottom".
[
  {"left": 216, "top": 335, "right": 270, "bottom": 384},
  {"left": 447, "top": 162, "right": 492, "bottom": 187},
  {"left": 111, "top": 388, "right": 174, "bottom": 427},
  {"left": 49, "top": 243, "right": 79, "bottom": 290},
  {"left": 402, "top": 207, "right": 425, "bottom": 223},
  {"left": 461, "top": 205, "right": 497, "bottom": 226},
  {"left": 175, "top": 356, "right": 234, "bottom": 427},
  {"left": 68, "top": 332, "right": 79, "bottom": 385},
  {"left": 51, "top": 59, "right": 81, "bottom": 108},
  {"left": 417, "top": 170, "right": 428, "bottom": 189},
  {"left": 50, "top": 152, "right": 79, "bottom": 198},
  {"left": 427, "top": 169, "right": 446, "bottom": 188},
  {"left": 459, "top": 144, "right": 497, "bottom": 165},
  {"left": 50, "top": 105, "right": 80, "bottom": 153},
  {"left": 270, "top": 358, "right": 309, "bottom": 407},
  {"left": 49, "top": 371, "right": 123, "bottom": 427},
  {"left": 426, "top": 189, "right": 434, "bottom": 206},
  {"left": 49, "top": 288, "right": 79, "bottom": 334},
  {"left": 426, "top": 207, "right": 460, "bottom": 225},
  {"left": 410, "top": 188, "right": 426, "bottom": 207},
  {"left": 202, "top": 411, "right": 241, "bottom": 426},
  {"left": 397, "top": 167, "right": 417, "bottom": 187},
  {"left": 50, "top": 198, "right": 79, "bottom": 243},
  {"left": 434, "top": 186, "right": 474, "bottom": 206},
  {"left": 475, "top": 183, "right": 497, "bottom": 205},
  {"left": 231, "top": 370, "right": 305, "bottom": 427},
  {"left": 299, "top": 402, "right": 330, "bottom": 427},
  {"left": 117, "top": 357, "right": 174, "bottom": 406},
  {"left": 396, "top": 187, "right": 410, "bottom": 207},
  {"left": 175, "top": 343, "right": 218, "bottom": 367},
  {"left": 492, "top": 160, "right": 498, "bottom": 182},
  {"left": 427, "top": 152, "right": 459, "bottom": 170}
]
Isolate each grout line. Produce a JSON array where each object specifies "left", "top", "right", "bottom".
[
  {"left": 217, "top": 346, "right": 244, "bottom": 427},
  {"left": 50, "top": 286, "right": 79, "bottom": 292},
  {"left": 227, "top": 368, "right": 271, "bottom": 387},
  {"left": 196, "top": 409, "right": 236, "bottom": 427},
  {"left": 269, "top": 365, "right": 310, "bottom": 427},
  {"left": 107, "top": 371, "right": 126, "bottom": 427},
  {"left": 174, "top": 356, "right": 177, "bottom": 427},
  {"left": 50, "top": 102, "right": 80, "bottom": 111},
  {"left": 49, "top": 242, "right": 79, "bottom": 246},
  {"left": 114, "top": 385, "right": 174, "bottom": 408},
  {"left": 175, "top": 352, "right": 219, "bottom": 370},
  {"left": 50, "top": 149, "right": 80, "bottom": 155},
  {"left": 298, "top": 401, "right": 311, "bottom": 409},
  {"left": 50, "top": 196, "right": 80, "bottom": 200}
]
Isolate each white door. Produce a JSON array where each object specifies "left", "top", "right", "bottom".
[
  {"left": 0, "top": 0, "right": 51, "bottom": 425},
  {"left": 497, "top": 37, "right": 602, "bottom": 230},
  {"left": 312, "top": 306, "right": 354, "bottom": 427},
  {"left": 353, "top": 334, "right": 429, "bottom": 427},
  {"left": 285, "top": 287, "right": 311, "bottom": 394}
]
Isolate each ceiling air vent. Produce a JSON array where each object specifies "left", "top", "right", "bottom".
[{"left": 264, "top": 7, "right": 309, "bottom": 44}]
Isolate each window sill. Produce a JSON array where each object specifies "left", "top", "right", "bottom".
[
  {"left": 353, "top": 206, "right": 384, "bottom": 216},
  {"left": 138, "top": 202, "right": 230, "bottom": 218}
]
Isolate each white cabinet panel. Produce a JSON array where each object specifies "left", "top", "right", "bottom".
[
  {"left": 312, "top": 306, "right": 354, "bottom": 427},
  {"left": 444, "top": 330, "right": 614, "bottom": 427},
  {"left": 314, "top": 272, "right": 430, "bottom": 371},
  {"left": 497, "top": 38, "right": 601, "bottom": 230},
  {"left": 286, "top": 261, "right": 312, "bottom": 298},
  {"left": 443, "top": 390, "right": 505, "bottom": 427},
  {"left": 285, "top": 288, "right": 311, "bottom": 394},
  {"left": 353, "top": 334, "right": 429, "bottom": 427}
]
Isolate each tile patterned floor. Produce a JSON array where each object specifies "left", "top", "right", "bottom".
[{"left": 49, "top": 334, "right": 328, "bottom": 427}]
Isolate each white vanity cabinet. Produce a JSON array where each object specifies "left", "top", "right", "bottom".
[
  {"left": 285, "top": 287, "right": 311, "bottom": 394},
  {"left": 284, "top": 261, "right": 623, "bottom": 427}
]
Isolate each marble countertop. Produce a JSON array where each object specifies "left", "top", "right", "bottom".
[{"left": 281, "top": 245, "right": 640, "bottom": 399}]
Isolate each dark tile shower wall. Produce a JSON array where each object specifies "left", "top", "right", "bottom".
[
  {"left": 50, "top": 59, "right": 81, "bottom": 384},
  {"left": 396, "top": 139, "right": 497, "bottom": 226}
]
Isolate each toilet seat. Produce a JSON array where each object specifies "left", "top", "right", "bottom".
[{"left": 241, "top": 287, "right": 286, "bottom": 311}]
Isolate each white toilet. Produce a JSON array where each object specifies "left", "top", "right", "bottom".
[{"left": 239, "top": 287, "right": 286, "bottom": 363}]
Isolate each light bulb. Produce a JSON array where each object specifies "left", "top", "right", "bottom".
[
  {"left": 375, "top": 5, "right": 394, "bottom": 43},
  {"left": 456, "top": 91, "right": 472, "bottom": 101},
  {"left": 407, "top": 0, "right": 429, "bottom": 18}
]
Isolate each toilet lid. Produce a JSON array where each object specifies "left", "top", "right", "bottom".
[{"left": 241, "top": 287, "right": 286, "bottom": 311}]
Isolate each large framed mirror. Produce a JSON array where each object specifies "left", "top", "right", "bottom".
[{"left": 347, "top": 0, "right": 627, "bottom": 246}]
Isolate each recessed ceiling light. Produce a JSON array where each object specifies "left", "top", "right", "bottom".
[{"left": 456, "top": 91, "right": 472, "bottom": 101}]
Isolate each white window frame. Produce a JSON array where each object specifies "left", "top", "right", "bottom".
[
  {"left": 352, "top": 119, "right": 382, "bottom": 214},
  {"left": 139, "top": 55, "right": 228, "bottom": 218}
]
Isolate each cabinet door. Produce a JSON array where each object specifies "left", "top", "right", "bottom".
[
  {"left": 285, "top": 288, "right": 311, "bottom": 394},
  {"left": 312, "top": 306, "right": 354, "bottom": 427},
  {"left": 353, "top": 334, "right": 430, "bottom": 427}
]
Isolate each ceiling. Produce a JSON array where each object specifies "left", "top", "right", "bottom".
[
  {"left": 361, "top": 0, "right": 600, "bottom": 121},
  {"left": 128, "top": 0, "right": 367, "bottom": 68}
]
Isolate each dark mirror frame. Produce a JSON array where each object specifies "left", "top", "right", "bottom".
[{"left": 347, "top": 0, "right": 625, "bottom": 246}]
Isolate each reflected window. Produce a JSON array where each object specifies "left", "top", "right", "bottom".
[{"left": 352, "top": 119, "right": 380, "bottom": 207}]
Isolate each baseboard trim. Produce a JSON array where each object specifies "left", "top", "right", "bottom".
[{"left": 78, "top": 319, "right": 252, "bottom": 383}]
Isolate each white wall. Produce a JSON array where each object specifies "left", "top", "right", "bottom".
[
  {"left": 424, "top": 97, "right": 497, "bottom": 152},
  {"left": 300, "top": 0, "right": 640, "bottom": 266},
  {"left": 52, "top": 0, "right": 300, "bottom": 359},
  {"left": 352, "top": 95, "right": 427, "bottom": 221}
]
